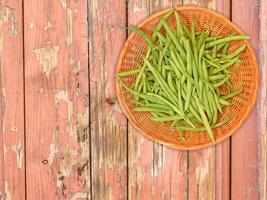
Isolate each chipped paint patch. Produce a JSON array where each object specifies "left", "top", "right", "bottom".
[
  {"left": 30, "top": 22, "right": 34, "bottom": 29},
  {"left": 4, "top": 144, "right": 8, "bottom": 155},
  {"left": 57, "top": 148, "right": 77, "bottom": 188},
  {"left": 40, "top": 88, "right": 44, "bottom": 94},
  {"left": 11, "top": 142, "right": 23, "bottom": 169},
  {"left": 5, "top": 181, "right": 11, "bottom": 200},
  {"left": 60, "top": 0, "right": 67, "bottom": 8},
  {"left": 0, "top": 0, "right": 3, "bottom": 52},
  {"left": 66, "top": 8, "right": 73, "bottom": 45},
  {"left": 47, "top": 128, "right": 59, "bottom": 165},
  {"left": 3, "top": 6, "right": 18, "bottom": 36},
  {"left": 45, "top": 21, "right": 52, "bottom": 30},
  {"left": 70, "top": 192, "right": 88, "bottom": 200},
  {"left": 34, "top": 46, "right": 59, "bottom": 78},
  {"left": 55, "top": 90, "right": 75, "bottom": 137},
  {"left": 11, "top": 126, "right": 18, "bottom": 133},
  {"left": 70, "top": 58, "right": 81, "bottom": 74},
  {"left": 1, "top": 88, "right": 6, "bottom": 104}
]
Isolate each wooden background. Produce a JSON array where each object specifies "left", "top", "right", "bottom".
[{"left": 0, "top": 0, "right": 266, "bottom": 199}]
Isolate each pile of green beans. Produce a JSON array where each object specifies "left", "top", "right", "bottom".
[{"left": 117, "top": 10, "right": 248, "bottom": 143}]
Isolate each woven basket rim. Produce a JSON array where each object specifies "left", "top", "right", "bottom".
[{"left": 116, "top": 6, "right": 259, "bottom": 150}]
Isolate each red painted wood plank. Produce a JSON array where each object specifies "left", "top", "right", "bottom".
[
  {"left": 88, "top": 0, "right": 128, "bottom": 199},
  {"left": 0, "top": 0, "right": 25, "bottom": 199},
  {"left": 127, "top": 1, "right": 188, "bottom": 200},
  {"left": 231, "top": 0, "right": 260, "bottom": 199},
  {"left": 259, "top": 1, "right": 267, "bottom": 199},
  {"left": 214, "top": 1, "right": 231, "bottom": 200},
  {"left": 24, "top": 0, "right": 89, "bottom": 199},
  {"left": 184, "top": 1, "right": 230, "bottom": 199}
]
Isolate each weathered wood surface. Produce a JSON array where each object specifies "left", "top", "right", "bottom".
[
  {"left": 231, "top": 0, "right": 260, "bottom": 199},
  {"left": 0, "top": 0, "right": 25, "bottom": 200},
  {"left": 0, "top": 0, "right": 265, "bottom": 199},
  {"left": 24, "top": 0, "right": 89, "bottom": 199},
  {"left": 259, "top": 1, "right": 267, "bottom": 200},
  {"left": 89, "top": 0, "right": 128, "bottom": 199}
]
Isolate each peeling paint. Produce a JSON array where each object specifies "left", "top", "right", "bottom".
[
  {"left": 103, "top": 25, "right": 111, "bottom": 41},
  {"left": 60, "top": 0, "right": 67, "bottom": 8},
  {"left": 3, "top": 6, "right": 18, "bottom": 36},
  {"left": 45, "top": 21, "right": 52, "bottom": 30},
  {"left": 40, "top": 88, "right": 44, "bottom": 94},
  {"left": 70, "top": 192, "right": 88, "bottom": 200},
  {"left": 2, "top": 88, "right": 6, "bottom": 104},
  {"left": 70, "top": 58, "right": 81, "bottom": 74},
  {"left": 55, "top": 90, "right": 75, "bottom": 137},
  {"left": 11, "top": 142, "right": 23, "bottom": 169},
  {"left": 47, "top": 128, "right": 59, "bottom": 165},
  {"left": 4, "top": 144, "right": 8, "bottom": 155},
  {"left": 5, "top": 181, "right": 11, "bottom": 200},
  {"left": 66, "top": 8, "right": 73, "bottom": 45},
  {"left": 0, "top": 0, "right": 3, "bottom": 52},
  {"left": 10, "top": 126, "right": 18, "bottom": 133},
  {"left": 57, "top": 148, "right": 77, "bottom": 188},
  {"left": 34, "top": 46, "right": 59, "bottom": 78}
]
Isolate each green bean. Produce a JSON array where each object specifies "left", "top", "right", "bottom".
[
  {"left": 212, "top": 76, "right": 229, "bottom": 88},
  {"left": 158, "top": 44, "right": 169, "bottom": 66},
  {"left": 197, "top": 32, "right": 205, "bottom": 50},
  {"left": 222, "top": 44, "right": 246, "bottom": 59},
  {"left": 144, "top": 58, "right": 179, "bottom": 106},
  {"left": 193, "top": 95, "right": 215, "bottom": 142},
  {"left": 147, "top": 93, "right": 195, "bottom": 128},
  {"left": 222, "top": 90, "right": 241, "bottom": 99},
  {"left": 210, "top": 56, "right": 240, "bottom": 74},
  {"left": 178, "top": 118, "right": 231, "bottom": 132},
  {"left": 202, "top": 60, "right": 209, "bottom": 80},
  {"left": 191, "top": 20, "right": 198, "bottom": 61},
  {"left": 198, "top": 44, "right": 205, "bottom": 79},
  {"left": 209, "top": 74, "right": 226, "bottom": 81},
  {"left": 174, "top": 11, "right": 184, "bottom": 35},
  {"left": 206, "top": 35, "right": 249, "bottom": 48},
  {"left": 152, "top": 115, "right": 183, "bottom": 122},
  {"left": 204, "top": 58, "right": 221, "bottom": 69},
  {"left": 134, "top": 48, "right": 151, "bottom": 90},
  {"left": 146, "top": 103, "right": 172, "bottom": 110},
  {"left": 219, "top": 98, "right": 230, "bottom": 105},
  {"left": 203, "top": 85, "right": 213, "bottom": 121},
  {"left": 212, "top": 45, "right": 217, "bottom": 58},
  {"left": 152, "top": 10, "right": 173, "bottom": 41},
  {"left": 167, "top": 72, "right": 177, "bottom": 94},
  {"left": 117, "top": 69, "right": 141, "bottom": 77},
  {"left": 183, "top": 24, "right": 191, "bottom": 39},
  {"left": 128, "top": 26, "right": 156, "bottom": 48},
  {"left": 185, "top": 80, "right": 192, "bottom": 111},
  {"left": 208, "top": 90, "right": 218, "bottom": 125},
  {"left": 222, "top": 41, "right": 230, "bottom": 54},
  {"left": 162, "top": 20, "right": 186, "bottom": 59},
  {"left": 134, "top": 107, "right": 171, "bottom": 114},
  {"left": 176, "top": 80, "right": 184, "bottom": 112}
]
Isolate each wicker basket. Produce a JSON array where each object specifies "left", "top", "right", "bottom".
[{"left": 116, "top": 6, "right": 259, "bottom": 150}]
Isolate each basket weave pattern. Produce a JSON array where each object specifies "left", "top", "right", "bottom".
[{"left": 116, "top": 7, "right": 258, "bottom": 150}]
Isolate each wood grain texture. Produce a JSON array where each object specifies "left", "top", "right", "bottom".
[
  {"left": 24, "top": 0, "right": 89, "bottom": 199},
  {"left": 214, "top": 1, "right": 231, "bottom": 200},
  {"left": 0, "top": 0, "right": 25, "bottom": 199},
  {"left": 259, "top": 1, "right": 267, "bottom": 199},
  {"left": 88, "top": 0, "right": 128, "bottom": 199},
  {"left": 231, "top": 0, "right": 260, "bottom": 199},
  {"left": 127, "top": 1, "right": 188, "bottom": 200}
]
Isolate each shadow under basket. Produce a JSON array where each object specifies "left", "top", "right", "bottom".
[{"left": 116, "top": 6, "right": 259, "bottom": 150}]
